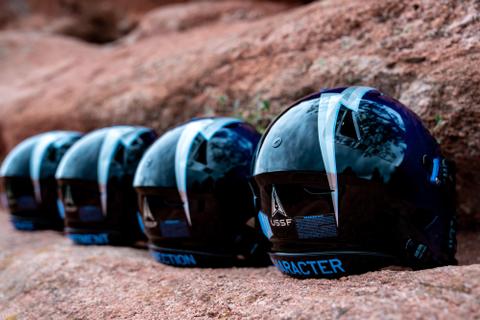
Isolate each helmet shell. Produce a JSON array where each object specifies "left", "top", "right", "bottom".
[
  {"left": 56, "top": 126, "right": 157, "bottom": 245},
  {"left": 252, "top": 86, "right": 457, "bottom": 278},
  {"left": 134, "top": 117, "right": 270, "bottom": 267},
  {"left": 0, "top": 131, "right": 82, "bottom": 230}
]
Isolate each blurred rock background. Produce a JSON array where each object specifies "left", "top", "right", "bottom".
[{"left": 0, "top": 0, "right": 478, "bottom": 227}]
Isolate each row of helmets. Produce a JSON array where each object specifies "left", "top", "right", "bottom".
[{"left": 0, "top": 87, "right": 457, "bottom": 278}]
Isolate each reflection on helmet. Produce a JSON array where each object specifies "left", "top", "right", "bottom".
[
  {"left": 252, "top": 86, "right": 457, "bottom": 278},
  {"left": 134, "top": 117, "right": 271, "bottom": 267},
  {"left": 55, "top": 126, "right": 157, "bottom": 245},
  {"left": 0, "top": 131, "right": 82, "bottom": 230}
]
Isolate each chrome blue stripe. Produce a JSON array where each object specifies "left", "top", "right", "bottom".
[
  {"left": 174, "top": 118, "right": 240, "bottom": 226},
  {"left": 97, "top": 126, "right": 135, "bottom": 214},
  {"left": 317, "top": 87, "right": 375, "bottom": 226}
]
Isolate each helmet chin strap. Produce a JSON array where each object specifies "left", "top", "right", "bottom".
[{"left": 317, "top": 86, "right": 376, "bottom": 226}]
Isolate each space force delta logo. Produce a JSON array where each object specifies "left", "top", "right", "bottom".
[
  {"left": 63, "top": 185, "right": 77, "bottom": 212},
  {"left": 271, "top": 186, "right": 292, "bottom": 227}
]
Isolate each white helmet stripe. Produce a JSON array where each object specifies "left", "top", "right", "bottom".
[
  {"left": 317, "top": 87, "right": 375, "bottom": 226},
  {"left": 175, "top": 118, "right": 241, "bottom": 226},
  {"left": 317, "top": 94, "right": 342, "bottom": 226},
  {"left": 340, "top": 86, "right": 375, "bottom": 111},
  {"left": 200, "top": 118, "right": 240, "bottom": 140},
  {"left": 98, "top": 127, "right": 135, "bottom": 215},
  {"left": 175, "top": 120, "right": 213, "bottom": 226},
  {"left": 30, "top": 132, "right": 58, "bottom": 203}
]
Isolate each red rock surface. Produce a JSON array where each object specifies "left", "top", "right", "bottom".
[
  {"left": 0, "top": 211, "right": 478, "bottom": 319},
  {"left": 1, "top": 1, "right": 479, "bottom": 318},
  {"left": 0, "top": 0, "right": 478, "bottom": 227}
]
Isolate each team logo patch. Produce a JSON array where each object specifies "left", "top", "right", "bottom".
[
  {"left": 143, "top": 197, "right": 158, "bottom": 228},
  {"left": 271, "top": 186, "right": 292, "bottom": 227},
  {"left": 64, "top": 185, "right": 77, "bottom": 212}
]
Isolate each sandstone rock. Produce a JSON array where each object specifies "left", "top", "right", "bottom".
[
  {"left": 128, "top": 1, "right": 295, "bottom": 41},
  {"left": 0, "top": 0, "right": 479, "bottom": 226},
  {"left": 0, "top": 212, "right": 478, "bottom": 319}
]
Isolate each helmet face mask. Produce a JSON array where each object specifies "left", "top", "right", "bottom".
[
  {"left": 0, "top": 131, "right": 82, "bottom": 230},
  {"left": 253, "top": 86, "right": 457, "bottom": 278},
  {"left": 56, "top": 126, "right": 157, "bottom": 245},
  {"left": 134, "top": 118, "right": 271, "bottom": 267}
]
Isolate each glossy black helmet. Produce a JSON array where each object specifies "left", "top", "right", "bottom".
[
  {"left": 55, "top": 126, "right": 157, "bottom": 245},
  {"left": 252, "top": 86, "right": 457, "bottom": 278},
  {"left": 0, "top": 131, "right": 82, "bottom": 230},
  {"left": 134, "top": 117, "right": 270, "bottom": 267}
]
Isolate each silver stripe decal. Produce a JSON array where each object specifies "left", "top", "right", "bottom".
[
  {"left": 317, "top": 94, "right": 342, "bottom": 226},
  {"left": 200, "top": 118, "right": 240, "bottom": 140},
  {"left": 175, "top": 118, "right": 241, "bottom": 225},
  {"left": 31, "top": 131, "right": 81, "bottom": 203},
  {"left": 30, "top": 132, "right": 59, "bottom": 203},
  {"left": 1, "top": 136, "right": 40, "bottom": 177},
  {"left": 122, "top": 127, "right": 151, "bottom": 146},
  {"left": 340, "top": 86, "right": 375, "bottom": 112},
  {"left": 317, "top": 87, "right": 375, "bottom": 226},
  {"left": 175, "top": 120, "right": 213, "bottom": 226},
  {"left": 98, "top": 126, "right": 135, "bottom": 215}
]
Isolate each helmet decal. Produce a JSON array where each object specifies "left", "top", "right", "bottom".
[
  {"left": 258, "top": 211, "right": 273, "bottom": 239},
  {"left": 56, "top": 199, "right": 66, "bottom": 219},
  {"left": 63, "top": 184, "right": 76, "bottom": 212},
  {"left": 142, "top": 197, "right": 157, "bottom": 228},
  {"left": 317, "top": 86, "right": 376, "bottom": 226},
  {"left": 0, "top": 135, "right": 38, "bottom": 178},
  {"left": 97, "top": 126, "right": 136, "bottom": 214},
  {"left": 30, "top": 131, "right": 81, "bottom": 203},
  {"left": 271, "top": 186, "right": 288, "bottom": 218},
  {"left": 31, "top": 132, "right": 58, "bottom": 203},
  {"left": 270, "top": 185, "right": 293, "bottom": 227},
  {"left": 5, "top": 183, "right": 14, "bottom": 200},
  {"left": 174, "top": 118, "right": 241, "bottom": 225}
]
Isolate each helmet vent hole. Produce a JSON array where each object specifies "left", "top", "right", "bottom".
[
  {"left": 195, "top": 141, "right": 208, "bottom": 165},
  {"left": 114, "top": 145, "right": 125, "bottom": 163},
  {"left": 337, "top": 110, "right": 361, "bottom": 141}
]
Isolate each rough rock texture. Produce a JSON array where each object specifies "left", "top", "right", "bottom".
[
  {"left": 0, "top": 211, "right": 479, "bottom": 319},
  {"left": 0, "top": 0, "right": 478, "bottom": 227}
]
